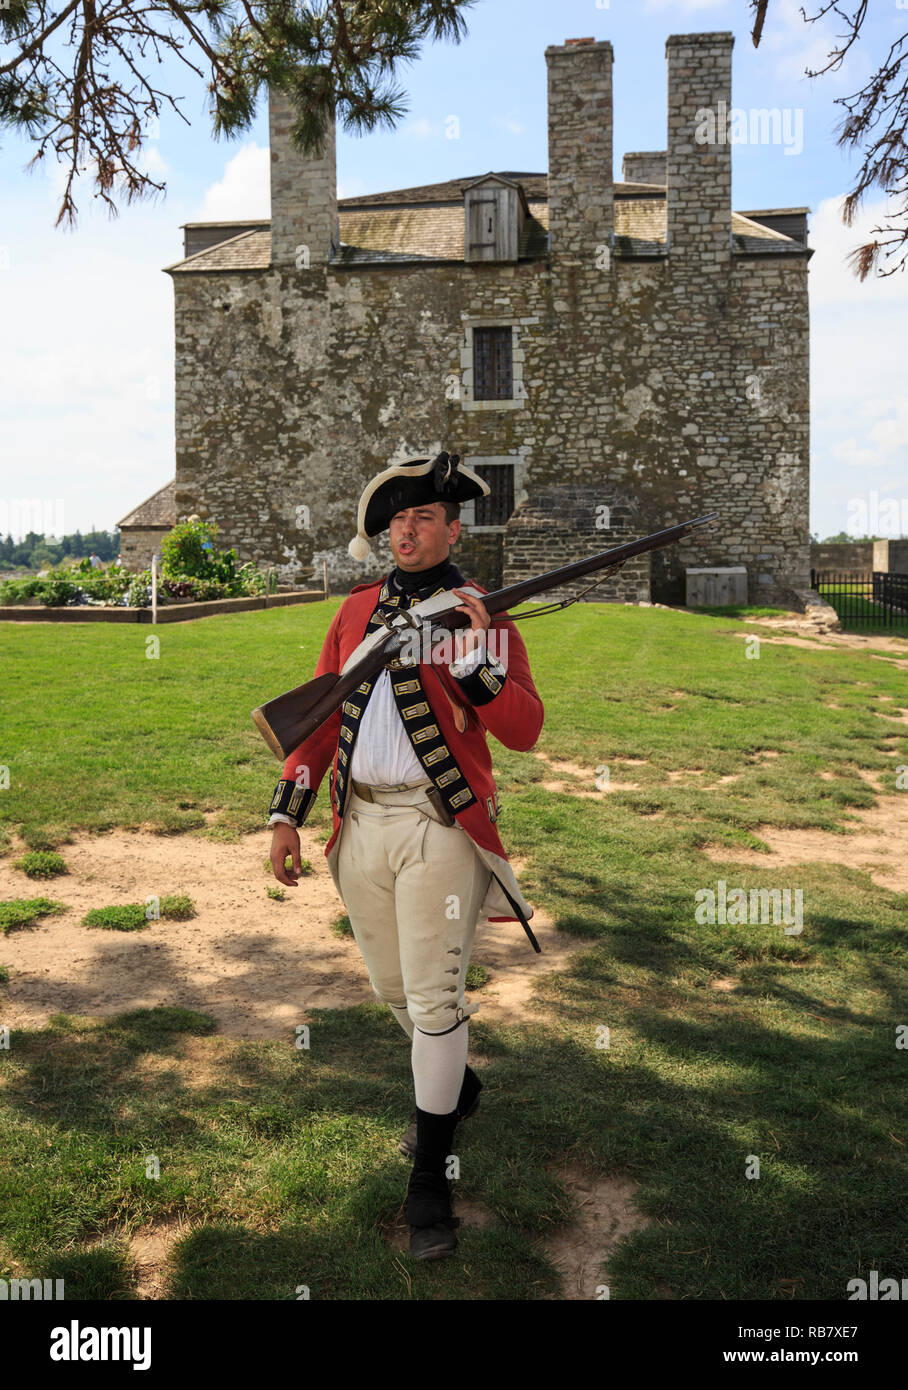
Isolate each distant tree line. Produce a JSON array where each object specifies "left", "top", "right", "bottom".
[
  {"left": 815, "top": 532, "right": 887, "bottom": 544},
  {"left": 0, "top": 530, "right": 120, "bottom": 572}
]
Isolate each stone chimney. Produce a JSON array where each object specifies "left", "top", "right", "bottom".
[
  {"left": 545, "top": 37, "right": 614, "bottom": 265},
  {"left": 621, "top": 151, "right": 666, "bottom": 186},
  {"left": 665, "top": 32, "right": 734, "bottom": 263},
  {"left": 268, "top": 82, "right": 338, "bottom": 269}
]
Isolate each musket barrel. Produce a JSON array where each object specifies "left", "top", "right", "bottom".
[
  {"left": 252, "top": 513, "right": 718, "bottom": 758},
  {"left": 457, "top": 515, "right": 718, "bottom": 619}
]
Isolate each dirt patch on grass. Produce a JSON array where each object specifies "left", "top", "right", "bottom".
[
  {"left": 874, "top": 706, "right": 908, "bottom": 725},
  {"left": 128, "top": 1217, "right": 188, "bottom": 1300},
  {"left": 701, "top": 794, "right": 908, "bottom": 892},
  {"left": 382, "top": 1159, "right": 653, "bottom": 1300},
  {"left": 539, "top": 1163, "right": 653, "bottom": 1300},
  {"left": 0, "top": 829, "right": 596, "bottom": 1039},
  {"left": 129, "top": 1035, "right": 236, "bottom": 1092},
  {"left": 730, "top": 627, "right": 908, "bottom": 661},
  {"left": 533, "top": 752, "right": 639, "bottom": 794}
]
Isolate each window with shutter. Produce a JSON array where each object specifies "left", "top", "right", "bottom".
[
  {"left": 468, "top": 196, "right": 498, "bottom": 255},
  {"left": 473, "top": 326, "right": 514, "bottom": 400}
]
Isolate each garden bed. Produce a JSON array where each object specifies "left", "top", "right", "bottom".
[{"left": 0, "top": 589, "right": 324, "bottom": 623}]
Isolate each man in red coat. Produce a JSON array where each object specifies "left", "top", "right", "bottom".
[{"left": 268, "top": 453, "right": 544, "bottom": 1260}]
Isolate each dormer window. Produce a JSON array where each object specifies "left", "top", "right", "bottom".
[{"left": 463, "top": 174, "right": 528, "bottom": 263}]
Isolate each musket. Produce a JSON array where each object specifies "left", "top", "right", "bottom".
[{"left": 252, "top": 513, "right": 718, "bottom": 760}]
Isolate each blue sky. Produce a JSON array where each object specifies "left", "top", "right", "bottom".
[{"left": 1, "top": 0, "right": 906, "bottom": 541}]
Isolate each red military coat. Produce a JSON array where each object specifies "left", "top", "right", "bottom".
[{"left": 280, "top": 572, "right": 545, "bottom": 949}]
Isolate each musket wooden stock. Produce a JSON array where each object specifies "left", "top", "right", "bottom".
[{"left": 252, "top": 514, "right": 717, "bottom": 760}]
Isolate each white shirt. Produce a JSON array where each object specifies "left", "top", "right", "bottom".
[{"left": 269, "top": 635, "right": 485, "bottom": 825}]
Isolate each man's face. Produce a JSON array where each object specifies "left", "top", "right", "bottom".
[{"left": 389, "top": 502, "right": 460, "bottom": 570}]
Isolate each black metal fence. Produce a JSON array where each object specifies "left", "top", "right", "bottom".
[{"left": 810, "top": 569, "right": 908, "bottom": 629}]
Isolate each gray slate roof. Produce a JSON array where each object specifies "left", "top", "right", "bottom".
[
  {"left": 118, "top": 479, "right": 176, "bottom": 529},
  {"left": 164, "top": 173, "right": 808, "bottom": 273}
]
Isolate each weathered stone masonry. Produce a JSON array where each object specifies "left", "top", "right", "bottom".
[{"left": 164, "top": 31, "right": 811, "bottom": 604}]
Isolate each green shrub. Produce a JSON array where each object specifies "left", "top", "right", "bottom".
[
  {"left": 266, "top": 886, "right": 285, "bottom": 901},
  {"left": 0, "top": 575, "right": 42, "bottom": 603},
  {"left": 126, "top": 571, "right": 152, "bottom": 608},
  {"left": 465, "top": 962, "right": 490, "bottom": 990},
  {"left": 158, "top": 519, "right": 269, "bottom": 598},
  {"left": 0, "top": 560, "right": 129, "bottom": 608},
  {"left": 331, "top": 913, "right": 354, "bottom": 939},
  {"left": 38, "top": 577, "right": 81, "bottom": 607},
  {"left": 82, "top": 894, "right": 196, "bottom": 930},
  {"left": 0, "top": 898, "right": 67, "bottom": 935},
  {"left": 75, "top": 563, "right": 131, "bottom": 603},
  {"left": 159, "top": 894, "right": 196, "bottom": 920},
  {"left": 13, "top": 850, "right": 68, "bottom": 879},
  {"left": 160, "top": 518, "right": 236, "bottom": 583},
  {"left": 0, "top": 965, "right": 9, "bottom": 984},
  {"left": 82, "top": 904, "right": 148, "bottom": 931},
  {"left": 239, "top": 563, "right": 275, "bottom": 596}
]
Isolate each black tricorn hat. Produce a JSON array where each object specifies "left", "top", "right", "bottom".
[{"left": 347, "top": 452, "right": 490, "bottom": 560}]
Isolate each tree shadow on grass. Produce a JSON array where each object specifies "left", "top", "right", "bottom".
[{"left": 1, "top": 873, "right": 904, "bottom": 1302}]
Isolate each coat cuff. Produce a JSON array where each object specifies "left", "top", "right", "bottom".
[
  {"left": 448, "top": 639, "right": 485, "bottom": 677},
  {"left": 448, "top": 647, "right": 507, "bottom": 706},
  {"left": 268, "top": 778, "right": 317, "bottom": 826}
]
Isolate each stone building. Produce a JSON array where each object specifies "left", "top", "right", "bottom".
[
  {"left": 162, "top": 31, "right": 812, "bottom": 603},
  {"left": 117, "top": 479, "right": 176, "bottom": 570}
]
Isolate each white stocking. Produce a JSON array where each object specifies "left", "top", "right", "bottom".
[{"left": 411, "top": 1022, "right": 468, "bottom": 1114}]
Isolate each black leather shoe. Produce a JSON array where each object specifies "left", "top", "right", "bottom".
[
  {"left": 405, "top": 1166, "right": 460, "bottom": 1260},
  {"left": 409, "top": 1218, "right": 460, "bottom": 1260},
  {"left": 398, "top": 1067, "right": 483, "bottom": 1158}
]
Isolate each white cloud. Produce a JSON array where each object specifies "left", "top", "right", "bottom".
[
  {"left": 402, "top": 118, "right": 434, "bottom": 140},
  {"left": 831, "top": 438, "right": 878, "bottom": 470},
  {"left": 144, "top": 146, "right": 169, "bottom": 177},
  {"left": 0, "top": 161, "right": 178, "bottom": 536},
  {"left": 809, "top": 193, "right": 908, "bottom": 304},
  {"left": 197, "top": 142, "right": 269, "bottom": 220},
  {"left": 494, "top": 116, "right": 526, "bottom": 136},
  {"left": 808, "top": 189, "right": 908, "bottom": 534}
]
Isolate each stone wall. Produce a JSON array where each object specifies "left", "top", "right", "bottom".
[
  {"left": 873, "top": 539, "right": 908, "bottom": 574},
  {"left": 119, "top": 527, "right": 169, "bottom": 571},
  {"left": 622, "top": 151, "right": 667, "bottom": 184},
  {"left": 809, "top": 542, "right": 873, "bottom": 572},
  {"left": 502, "top": 487, "right": 651, "bottom": 603},
  {"left": 172, "top": 238, "right": 808, "bottom": 604}
]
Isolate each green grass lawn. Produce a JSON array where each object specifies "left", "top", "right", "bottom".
[{"left": 0, "top": 603, "right": 906, "bottom": 1299}]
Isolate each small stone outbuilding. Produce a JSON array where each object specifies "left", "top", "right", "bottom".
[{"left": 117, "top": 480, "right": 176, "bottom": 571}]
